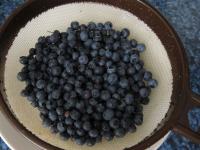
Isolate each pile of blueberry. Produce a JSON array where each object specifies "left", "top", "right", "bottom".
[{"left": 17, "top": 21, "right": 158, "bottom": 146}]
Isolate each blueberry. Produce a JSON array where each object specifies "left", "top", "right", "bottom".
[
  {"left": 50, "top": 33, "right": 60, "bottom": 43},
  {"left": 91, "top": 89, "right": 100, "bottom": 98},
  {"left": 80, "top": 31, "right": 89, "bottom": 41},
  {"left": 112, "top": 52, "right": 120, "bottom": 62},
  {"left": 65, "top": 117, "right": 73, "bottom": 125},
  {"left": 103, "top": 109, "right": 114, "bottom": 121},
  {"left": 135, "top": 63, "right": 142, "bottom": 71},
  {"left": 90, "top": 50, "right": 98, "bottom": 57},
  {"left": 64, "top": 84, "right": 73, "bottom": 91},
  {"left": 83, "top": 121, "right": 92, "bottom": 131},
  {"left": 107, "top": 66, "right": 116, "bottom": 74},
  {"left": 48, "top": 110, "right": 58, "bottom": 121},
  {"left": 36, "top": 80, "right": 46, "bottom": 89},
  {"left": 72, "top": 52, "right": 79, "bottom": 60},
  {"left": 84, "top": 39, "right": 93, "bottom": 47},
  {"left": 36, "top": 91, "right": 46, "bottom": 100},
  {"left": 104, "top": 50, "right": 112, "bottom": 58},
  {"left": 107, "top": 73, "right": 118, "bottom": 85},
  {"left": 104, "top": 21, "right": 112, "bottom": 30},
  {"left": 112, "top": 93, "right": 120, "bottom": 100},
  {"left": 57, "top": 122, "right": 66, "bottom": 132},
  {"left": 86, "top": 105, "right": 93, "bottom": 114},
  {"left": 147, "top": 79, "right": 158, "bottom": 88},
  {"left": 60, "top": 132, "right": 70, "bottom": 140},
  {"left": 19, "top": 56, "right": 28, "bottom": 64},
  {"left": 42, "top": 118, "right": 52, "bottom": 127},
  {"left": 86, "top": 138, "right": 96, "bottom": 147},
  {"left": 52, "top": 66, "right": 62, "bottom": 76},
  {"left": 99, "top": 49, "right": 105, "bottom": 56},
  {"left": 71, "top": 21, "right": 79, "bottom": 29},
  {"left": 127, "top": 67, "right": 136, "bottom": 75},
  {"left": 103, "top": 131, "right": 114, "bottom": 141},
  {"left": 17, "top": 72, "right": 27, "bottom": 81},
  {"left": 95, "top": 104, "right": 105, "bottom": 113},
  {"left": 114, "top": 128, "right": 126, "bottom": 138},
  {"left": 75, "top": 137, "right": 86, "bottom": 145},
  {"left": 134, "top": 113, "right": 143, "bottom": 125},
  {"left": 56, "top": 107, "right": 64, "bottom": 115},
  {"left": 121, "top": 28, "right": 130, "bottom": 38},
  {"left": 106, "top": 98, "right": 117, "bottom": 109},
  {"left": 119, "top": 78, "right": 129, "bottom": 88},
  {"left": 113, "top": 42, "right": 120, "bottom": 50},
  {"left": 109, "top": 118, "right": 120, "bottom": 129},
  {"left": 67, "top": 126, "right": 75, "bottom": 135},
  {"left": 91, "top": 42, "right": 101, "bottom": 50},
  {"left": 130, "top": 39, "right": 137, "bottom": 47},
  {"left": 126, "top": 105, "right": 135, "bottom": 113},
  {"left": 121, "top": 119, "right": 131, "bottom": 129},
  {"left": 130, "top": 54, "right": 139, "bottom": 63},
  {"left": 88, "top": 22, "right": 96, "bottom": 29},
  {"left": 117, "top": 67, "right": 126, "bottom": 76},
  {"left": 89, "top": 98, "right": 98, "bottom": 106},
  {"left": 137, "top": 44, "right": 146, "bottom": 52},
  {"left": 101, "top": 90, "right": 111, "bottom": 100},
  {"left": 76, "top": 129, "right": 85, "bottom": 136},
  {"left": 52, "top": 90, "right": 61, "bottom": 99},
  {"left": 97, "top": 23, "right": 104, "bottom": 30},
  {"left": 123, "top": 55, "right": 130, "bottom": 63},
  {"left": 89, "top": 129, "right": 99, "bottom": 138},
  {"left": 74, "top": 121, "right": 82, "bottom": 129},
  {"left": 79, "top": 55, "right": 89, "bottom": 65},
  {"left": 49, "top": 59, "right": 58, "bottom": 67},
  {"left": 106, "top": 61, "right": 112, "bottom": 67},
  {"left": 107, "top": 85, "right": 116, "bottom": 94},
  {"left": 128, "top": 124, "right": 136, "bottom": 133},
  {"left": 125, "top": 94, "right": 134, "bottom": 104},
  {"left": 67, "top": 32, "right": 76, "bottom": 41},
  {"left": 139, "top": 88, "right": 150, "bottom": 98}
]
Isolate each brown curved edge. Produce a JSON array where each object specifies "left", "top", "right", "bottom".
[
  {"left": 173, "top": 91, "right": 200, "bottom": 144},
  {"left": 0, "top": 0, "right": 190, "bottom": 150}
]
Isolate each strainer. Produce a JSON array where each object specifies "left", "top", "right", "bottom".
[{"left": 0, "top": 0, "right": 199, "bottom": 150}]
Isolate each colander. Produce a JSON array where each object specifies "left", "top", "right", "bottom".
[{"left": 0, "top": 0, "right": 199, "bottom": 150}]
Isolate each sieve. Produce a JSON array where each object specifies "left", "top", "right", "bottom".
[{"left": 0, "top": 0, "right": 199, "bottom": 150}]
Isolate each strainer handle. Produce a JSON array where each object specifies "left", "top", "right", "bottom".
[{"left": 173, "top": 91, "right": 200, "bottom": 144}]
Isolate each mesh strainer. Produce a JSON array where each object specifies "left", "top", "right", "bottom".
[{"left": 0, "top": 0, "right": 199, "bottom": 150}]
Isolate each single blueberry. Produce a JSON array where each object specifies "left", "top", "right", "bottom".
[
  {"left": 83, "top": 121, "right": 92, "bottom": 131},
  {"left": 121, "top": 28, "right": 130, "bottom": 38},
  {"left": 125, "top": 94, "right": 134, "bottom": 104},
  {"left": 134, "top": 113, "right": 143, "bottom": 125},
  {"left": 79, "top": 55, "right": 89, "bottom": 65},
  {"left": 147, "top": 79, "right": 158, "bottom": 88},
  {"left": 139, "top": 88, "right": 150, "bottom": 98},
  {"left": 137, "top": 44, "right": 146, "bottom": 52},
  {"left": 48, "top": 110, "right": 58, "bottom": 121},
  {"left": 91, "top": 42, "right": 101, "bottom": 50},
  {"left": 104, "top": 50, "right": 112, "bottom": 58},
  {"left": 119, "top": 78, "right": 129, "bottom": 89},
  {"left": 71, "top": 21, "right": 79, "bottom": 29},
  {"left": 109, "top": 118, "right": 120, "bottom": 129},
  {"left": 80, "top": 31, "right": 89, "bottom": 41},
  {"left": 107, "top": 73, "right": 118, "bottom": 85},
  {"left": 101, "top": 90, "right": 111, "bottom": 101},
  {"left": 114, "top": 128, "right": 126, "bottom": 138},
  {"left": 103, "top": 109, "right": 114, "bottom": 121},
  {"left": 52, "top": 89, "right": 61, "bottom": 99},
  {"left": 17, "top": 72, "right": 27, "bottom": 81},
  {"left": 89, "top": 129, "right": 99, "bottom": 138},
  {"left": 36, "top": 80, "right": 46, "bottom": 89}
]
